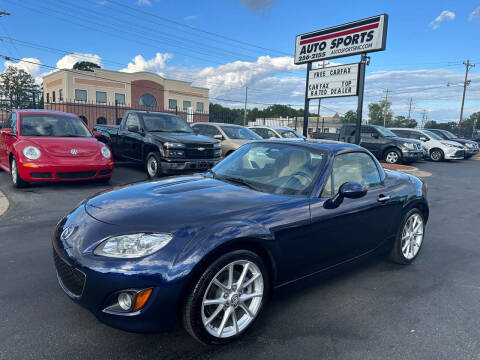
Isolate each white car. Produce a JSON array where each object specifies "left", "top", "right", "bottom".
[
  {"left": 248, "top": 126, "right": 305, "bottom": 141},
  {"left": 389, "top": 128, "right": 465, "bottom": 161}
]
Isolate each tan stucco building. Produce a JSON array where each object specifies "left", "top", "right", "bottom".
[{"left": 43, "top": 69, "right": 209, "bottom": 128}]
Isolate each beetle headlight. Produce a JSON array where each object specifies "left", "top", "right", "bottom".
[
  {"left": 23, "top": 146, "right": 41, "bottom": 160},
  {"left": 101, "top": 146, "right": 111, "bottom": 158},
  {"left": 94, "top": 233, "right": 172, "bottom": 258}
]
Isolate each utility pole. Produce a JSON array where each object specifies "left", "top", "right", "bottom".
[
  {"left": 383, "top": 88, "right": 390, "bottom": 127},
  {"left": 421, "top": 110, "right": 427, "bottom": 129},
  {"left": 459, "top": 60, "right": 475, "bottom": 126},
  {"left": 407, "top": 98, "right": 414, "bottom": 119},
  {"left": 243, "top": 86, "right": 248, "bottom": 126}
]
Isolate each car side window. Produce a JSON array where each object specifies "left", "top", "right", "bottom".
[
  {"left": 321, "top": 173, "right": 333, "bottom": 197},
  {"left": 11, "top": 113, "right": 17, "bottom": 133},
  {"left": 332, "top": 152, "right": 382, "bottom": 194},
  {"left": 409, "top": 132, "right": 425, "bottom": 140},
  {"left": 125, "top": 113, "right": 140, "bottom": 130},
  {"left": 360, "top": 126, "right": 373, "bottom": 136},
  {"left": 393, "top": 130, "right": 409, "bottom": 138},
  {"left": 204, "top": 125, "right": 221, "bottom": 138},
  {"left": 265, "top": 129, "right": 280, "bottom": 138}
]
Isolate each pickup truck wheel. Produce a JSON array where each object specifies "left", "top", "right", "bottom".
[
  {"left": 145, "top": 152, "right": 161, "bottom": 178},
  {"left": 384, "top": 149, "right": 401, "bottom": 164}
]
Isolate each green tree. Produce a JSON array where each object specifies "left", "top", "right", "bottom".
[
  {"left": 368, "top": 100, "right": 393, "bottom": 127},
  {"left": 340, "top": 110, "right": 357, "bottom": 123},
  {"left": 391, "top": 115, "right": 418, "bottom": 128},
  {"left": 0, "top": 66, "right": 40, "bottom": 109},
  {"left": 73, "top": 61, "right": 101, "bottom": 72}
]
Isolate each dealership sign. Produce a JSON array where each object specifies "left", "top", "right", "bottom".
[
  {"left": 307, "top": 63, "right": 359, "bottom": 99},
  {"left": 294, "top": 14, "right": 388, "bottom": 64}
]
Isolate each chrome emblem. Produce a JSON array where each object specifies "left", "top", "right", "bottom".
[
  {"left": 60, "top": 225, "right": 77, "bottom": 244},
  {"left": 70, "top": 149, "right": 78, "bottom": 155},
  {"left": 197, "top": 147, "right": 205, "bottom": 151}
]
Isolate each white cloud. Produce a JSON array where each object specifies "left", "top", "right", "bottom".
[
  {"left": 56, "top": 53, "right": 103, "bottom": 70},
  {"left": 429, "top": 10, "right": 455, "bottom": 29},
  {"left": 120, "top": 52, "right": 172, "bottom": 73},
  {"left": 469, "top": 6, "right": 480, "bottom": 19},
  {"left": 137, "top": 0, "right": 151, "bottom": 6},
  {"left": 239, "top": 0, "right": 275, "bottom": 12},
  {"left": 3, "top": 57, "right": 43, "bottom": 84},
  {"left": 183, "top": 15, "right": 198, "bottom": 21}
]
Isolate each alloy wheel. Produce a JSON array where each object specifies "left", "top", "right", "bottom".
[
  {"left": 385, "top": 151, "right": 399, "bottom": 164},
  {"left": 401, "top": 213, "right": 424, "bottom": 260},
  {"left": 201, "top": 260, "right": 264, "bottom": 339},
  {"left": 431, "top": 151, "right": 442, "bottom": 161},
  {"left": 11, "top": 160, "right": 18, "bottom": 185}
]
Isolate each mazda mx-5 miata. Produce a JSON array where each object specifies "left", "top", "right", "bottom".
[
  {"left": 53, "top": 140, "right": 429, "bottom": 344},
  {"left": 0, "top": 109, "right": 114, "bottom": 187}
]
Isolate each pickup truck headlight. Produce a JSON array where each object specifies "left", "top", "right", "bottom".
[
  {"left": 402, "top": 142, "right": 416, "bottom": 150},
  {"left": 23, "top": 146, "right": 41, "bottom": 160},
  {"left": 213, "top": 142, "right": 221, "bottom": 149},
  {"left": 163, "top": 142, "right": 185, "bottom": 149},
  {"left": 101, "top": 146, "right": 111, "bottom": 158},
  {"left": 94, "top": 233, "right": 173, "bottom": 258}
]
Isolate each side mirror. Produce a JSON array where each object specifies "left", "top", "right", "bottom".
[
  {"left": 127, "top": 124, "right": 140, "bottom": 133},
  {"left": 419, "top": 136, "right": 428, "bottom": 142},
  {"left": 92, "top": 131, "right": 102, "bottom": 139},
  {"left": 213, "top": 134, "right": 223, "bottom": 141},
  {"left": 371, "top": 132, "right": 379, "bottom": 138},
  {"left": 324, "top": 181, "right": 367, "bottom": 209},
  {"left": 1, "top": 128, "right": 15, "bottom": 137}
]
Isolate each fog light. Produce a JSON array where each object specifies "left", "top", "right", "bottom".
[{"left": 118, "top": 292, "right": 133, "bottom": 311}]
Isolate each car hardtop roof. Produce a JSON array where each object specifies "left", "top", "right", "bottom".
[
  {"left": 389, "top": 127, "right": 423, "bottom": 131},
  {"left": 198, "top": 122, "right": 244, "bottom": 127},
  {"left": 14, "top": 109, "right": 79, "bottom": 117},
  {"left": 125, "top": 110, "right": 181, "bottom": 116},
  {"left": 257, "top": 139, "right": 363, "bottom": 154}
]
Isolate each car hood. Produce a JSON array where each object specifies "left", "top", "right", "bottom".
[
  {"left": 440, "top": 140, "right": 464, "bottom": 147},
  {"left": 84, "top": 175, "right": 287, "bottom": 228},
  {"left": 149, "top": 132, "right": 217, "bottom": 145},
  {"left": 25, "top": 136, "right": 100, "bottom": 157}
]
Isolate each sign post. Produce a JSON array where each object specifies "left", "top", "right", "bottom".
[{"left": 295, "top": 14, "right": 388, "bottom": 144}]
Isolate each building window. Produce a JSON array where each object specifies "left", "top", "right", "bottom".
[
  {"left": 168, "top": 99, "right": 177, "bottom": 110},
  {"left": 96, "top": 91, "right": 107, "bottom": 104},
  {"left": 75, "top": 89, "right": 87, "bottom": 102},
  {"left": 96, "top": 116, "right": 107, "bottom": 124},
  {"left": 52, "top": 91, "right": 56, "bottom": 102},
  {"left": 139, "top": 93, "right": 157, "bottom": 107},
  {"left": 196, "top": 102, "right": 204, "bottom": 112},
  {"left": 183, "top": 100, "right": 191, "bottom": 110},
  {"left": 59, "top": 89, "right": 63, "bottom": 101},
  {"left": 46, "top": 93, "right": 50, "bottom": 103},
  {"left": 115, "top": 93, "right": 125, "bottom": 105}
]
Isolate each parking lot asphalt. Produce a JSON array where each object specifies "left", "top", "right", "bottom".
[{"left": 1, "top": 159, "right": 480, "bottom": 360}]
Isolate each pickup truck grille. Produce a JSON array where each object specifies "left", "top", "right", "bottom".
[{"left": 186, "top": 148, "right": 215, "bottom": 159}]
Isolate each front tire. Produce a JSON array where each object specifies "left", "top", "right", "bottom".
[
  {"left": 430, "top": 149, "right": 444, "bottom": 162},
  {"left": 390, "top": 208, "right": 425, "bottom": 264},
  {"left": 10, "top": 157, "right": 27, "bottom": 188},
  {"left": 384, "top": 149, "right": 401, "bottom": 164},
  {"left": 145, "top": 152, "right": 161, "bottom": 178},
  {"left": 183, "top": 250, "right": 269, "bottom": 345}
]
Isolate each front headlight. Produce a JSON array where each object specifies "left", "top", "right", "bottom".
[
  {"left": 465, "top": 143, "right": 474, "bottom": 148},
  {"left": 213, "top": 142, "right": 222, "bottom": 149},
  {"left": 101, "top": 146, "right": 111, "bottom": 158},
  {"left": 94, "top": 233, "right": 172, "bottom": 258},
  {"left": 23, "top": 146, "right": 41, "bottom": 160},
  {"left": 163, "top": 142, "right": 185, "bottom": 149},
  {"left": 402, "top": 142, "right": 415, "bottom": 150}
]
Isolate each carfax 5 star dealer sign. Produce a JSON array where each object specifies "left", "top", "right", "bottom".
[{"left": 294, "top": 14, "right": 388, "bottom": 64}]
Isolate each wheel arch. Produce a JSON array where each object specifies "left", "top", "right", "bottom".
[
  {"left": 382, "top": 146, "right": 402, "bottom": 160},
  {"left": 143, "top": 143, "right": 163, "bottom": 161}
]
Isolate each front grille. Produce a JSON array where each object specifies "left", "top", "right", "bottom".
[
  {"left": 30, "top": 172, "right": 53, "bottom": 179},
  {"left": 454, "top": 150, "right": 465, "bottom": 157},
  {"left": 98, "top": 169, "right": 112, "bottom": 176},
  {"left": 185, "top": 149, "right": 215, "bottom": 159},
  {"left": 53, "top": 250, "right": 86, "bottom": 298},
  {"left": 185, "top": 143, "right": 214, "bottom": 149},
  {"left": 57, "top": 171, "right": 96, "bottom": 179}
]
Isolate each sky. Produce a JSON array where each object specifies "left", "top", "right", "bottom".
[{"left": 1, "top": 0, "right": 479, "bottom": 123}]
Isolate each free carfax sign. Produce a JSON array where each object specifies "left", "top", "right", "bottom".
[{"left": 294, "top": 14, "right": 388, "bottom": 64}]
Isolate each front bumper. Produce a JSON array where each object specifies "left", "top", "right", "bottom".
[
  {"left": 401, "top": 150, "right": 424, "bottom": 162},
  {"left": 51, "top": 207, "right": 185, "bottom": 333},
  {"left": 444, "top": 149, "right": 465, "bottom": 160},
  {"left": 160, "top": 157, "right": 220, "bottom": 173},
  {"left": 465, "top": 148, "right": 479, "bottom": 157}
]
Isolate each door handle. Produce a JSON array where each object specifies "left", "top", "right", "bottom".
[{"left": 378, "top": 195, "right": 390, "bottom": 203}]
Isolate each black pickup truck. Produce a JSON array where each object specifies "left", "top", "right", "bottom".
[
  {"left": 312, "top": 124, "right": 424, "bottom": 164},
  {"left": 94, "top": 110, "right": 222, "bottom": 177}
]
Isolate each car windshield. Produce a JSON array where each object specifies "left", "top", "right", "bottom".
[
  {"left": 142, "top": 113, "right": 193, "bottom": 133},
  {"left": 422, "top": 130, "right": 443, "bottom": 140},
  {"left": 211, "top": 143, "right": 326, "bottom": 196},
  {"left": 20, "top": 114, "right": 92, "bottom": 137},
  {"left": 441, "top": 130, "right": 457, "bottom": 139},
  {"left": 220, "top": 126, "right": 261, "bottom": 140},
  {"left": 374, "top": 126, "right": 397, "bottom": 137},
  {"left": 279, "top": 129, "right": 302, "bottom": 138}
]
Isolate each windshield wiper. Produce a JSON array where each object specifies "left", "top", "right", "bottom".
[{"left": 217, "top": 175, "right": 262, "bottom": 191}]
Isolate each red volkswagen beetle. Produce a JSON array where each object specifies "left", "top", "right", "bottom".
[{"left": 0, "top": 110, "right": 114, "bottom": 188}]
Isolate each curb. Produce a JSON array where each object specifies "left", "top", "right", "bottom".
[{"left": 0, "top": 191, "right": 9, "bottom": 217}]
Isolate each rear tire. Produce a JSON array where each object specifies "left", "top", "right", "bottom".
[
  {"left": 145, "top": 152, "right": 162, "bottom": 178},
  {"left": 383, "top": 149, "right": 402, "bottom": 164},
  {"left": 390, "top": 208, "right": 425, "bottom": 264},
  {"left": 10, "top": 157, "right": 27, "bottom": 188},
  {"left": 430, "top": 149, "right": 444, "bottom": 162},
  {"left": 183, "top": 250, "right": 269, "bottom": 345}
]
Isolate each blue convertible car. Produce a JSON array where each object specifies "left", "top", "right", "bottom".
[{"left": 53, "top": 140, "right": 428, "bottom": 344}]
